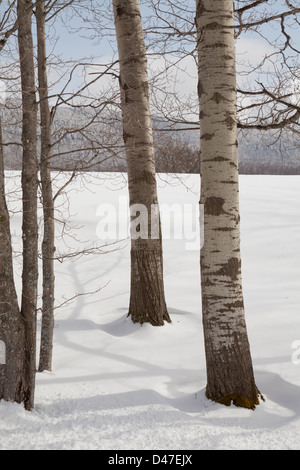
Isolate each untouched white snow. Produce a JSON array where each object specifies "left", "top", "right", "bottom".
[{"left": 1, "top": 173, "right": 300, "bottom": 450}]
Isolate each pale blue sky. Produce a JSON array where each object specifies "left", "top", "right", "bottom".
[
  {"left": 48, "top": 0, "right": 300, "bottom": 62},
  {"left": 0, "top": 0, "right": 298, "bottom": 109},
  {"left": 45, "top": 0, "right": 299, "bottom": 107}
]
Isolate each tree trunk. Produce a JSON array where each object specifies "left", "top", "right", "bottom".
[
  {"left": 112, "top": 0, "right": 170, "bottom": 326},
  {"left": 196, "top": 0, "right": 261, "bottom": 409},
  {"left": 17, "top": 0, "right": 38, "bottom": 410},
  {"left": 36, "top": 0, "right": 55, "bottom": 373},
  {"left": 0, "top": 116, "right": 25, "bottom": 403}
]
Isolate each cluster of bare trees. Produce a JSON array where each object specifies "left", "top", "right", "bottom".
[
  {"left": 0, "top": 0, "right": 115, "bottom": 410},
  {"left": 0, "top": 0, "right": 299, "bottom": 411}
]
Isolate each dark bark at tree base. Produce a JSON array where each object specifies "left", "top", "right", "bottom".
[
  {"left": 128, "top": 243, "right": 171, "bottom": 326},
  {"left": 204, "top": 340, "right": 263, "bottom": 409},
  {"left": 206, "top": 387, "right": 261, "bottom": 408},
  {"left": 0, "top": 331, "right": 25, "bottom": 404},
  {"left": 206, "top": 390, "right": 262, "bottom": 410}
]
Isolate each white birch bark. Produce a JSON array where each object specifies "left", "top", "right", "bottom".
[
  {"left": 112, "top": 0, "right": 170, "bottom": 326},
  {"left": 196, "top": 0, "right": 261, "bottom": 408}
]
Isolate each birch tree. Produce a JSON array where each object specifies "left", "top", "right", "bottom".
[
  {"left": 112, "top": 0, "right": 171, "bottom": 326},
  {"left": 196, "top": 0, "right": 261, "bottom": 409}
]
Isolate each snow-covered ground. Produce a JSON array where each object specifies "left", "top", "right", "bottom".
[{"left": 1, "top": 172, "right": 300, "bottom": 450}]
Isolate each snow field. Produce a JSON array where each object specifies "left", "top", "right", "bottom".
[{"left": 0, "top": 173, "right": 300, "bottom": 450}]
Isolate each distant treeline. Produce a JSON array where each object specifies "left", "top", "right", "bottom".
[
  {"left": 2, "top": 111, "right": 299, "bottom": 175},
  {"left": 4, "top": 149, "right": 300, "bottom": 175},
  {"left": 239, "top": 162, "right": 300, "bottom": 175}
]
